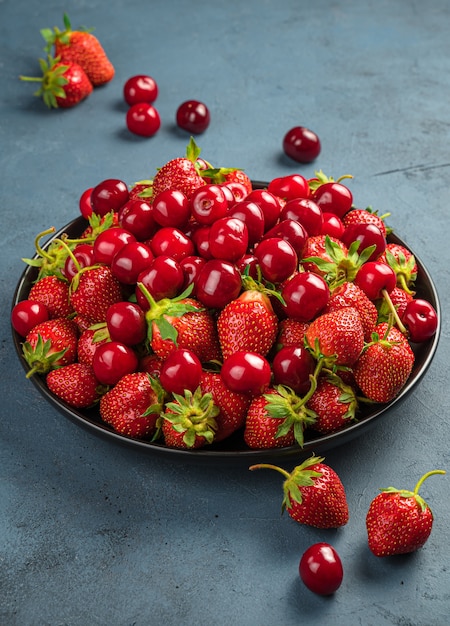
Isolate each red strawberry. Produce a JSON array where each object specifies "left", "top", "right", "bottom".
[
  {"left": 41, "top": 14, "right": 114, "bottom": 86},
  {"left": 305, "top": 306, "right": 365, "bottom": 366},
  {"left": 343, "top": 206, "right": 390, "bottom": 238},
  {"left": 250, "top": 455, "right": 349, "bottom": 528},
  {"left": 244, "top": 387, "right": 317, "bottom": 449},
  {"left": 22, "top": 317, "right": 78, "bottom": 377},
  {"left": 275, "top": 318, "right": 310, "bottom": 350},
  {"left": 20, "top": 56, "right": 93, "bottom": 108},
  {"left": 161, "top": 388, "right": 219, "bottom": 449},
  {"left": 100, "top": 372, "right": 164, "bottom": 438},
  {"left": 152, "top": 138, "right": 205, "bottom": 199},
  {"left": 70, "top": 265, "right": 123, "bottom": 324},
  {"left": 366, "top": 469, "right": 446, "bottom": 557},
  {"left": 46, "top": 362, "right": 104, "bottom": 408},
  {"left": 376, "top": 286, "right": 414, "bottom": 323},
  {"left": 324, "top": 281, "right": 378, "bottom": 340},
  {"left": 28, "top": 275, "right": 73, "bottom": 318},
  {"left": 301, "top": 235, "right": 348, "bottom": 278},
  {"left": 307, "top": 374, "right": 358, "bottom": 434},
  {"left": 202, "top": 166, "right": 253, "bottom": 196},
  {"left": 77, "top": 327, "right": 110, "bottom": 366},
  {"left": 200, "top": 371, "right": 251, "bottom": 441},
  {"left": 217, "top": 290, "right": 279, "bottom": 360},
  {"left": 354, "top": 322, "right": 415, "bottom": 402},
  {"left": 80, "top": 211, "right": 120, "bottom": 239},
  {"left": 379, "top": 242, "right": 418, "bottom": 294}
]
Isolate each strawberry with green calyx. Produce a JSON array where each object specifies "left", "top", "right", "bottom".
[
  {"left": 152, "top": 137, "right": 206, "bottom": 199},
  {"left": 324, "top": 281, "right": 378, "bottom": 341},
  {"left": 70, "top": 264, "right": 123, "bottom": 324},
  {"left": 46, "top": 362, "right": 106, "bottom": 408},
  {"left": 137, "top": 282, "right": 221, "bottom": 362},
  {"left": 200, "top": 166, "right": 253, "bottom": 195},
  {"left": 376, "top": 286, "right": 414, "bottom": 323},
  {"left": 380, "top": 243, "right": 418, "bottom": 295},
  {"left": 20, "top": 55, "right": 93, "bottom": 109},
  {"left": 343, "top": 206, "right": 391, "bottom": 238},
  {"left": 22, "top": 317, "right": 78, "bottom": 378},
  {"left": 307, "top": 372, "right": 359, "bottom": 434},
  {"left": 80, "top": 211, "right": 120, "bottom": 239},
  {"left": 250, "top": 455, "right": 349, "bottom": 528},
  {"left": 366, "top": 469, "right": 446, "bottom": 557},
  {"left": 100, "top": 372, "right": 165, "bottom": 438},
  {"left": 354, "top": 322, "right": 415, "bottom": 403},
  {"left": 161, "top": 387, "right": 220, "bottom": 449},
  {"left": 275, "top": 318, "right": 310, "bottom": 351},
  {"left": 41, "top": 13, "right": 114, "bottom": 86}
]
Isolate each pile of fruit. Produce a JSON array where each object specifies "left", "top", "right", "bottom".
[{"left": 11, "top": 139, "right": 438, "bottom": 452}]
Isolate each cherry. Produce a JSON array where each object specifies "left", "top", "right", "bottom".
[
  {"left": 195, "top": 259, "right": 242, "bottom": 309},
  {"left": 63, "top": 243, "right": 95, "bottom": 280},
  {"left": 263, "top": 218, "right": 308, "bottom": 258},
  {"left": 176, "top": 100, "right": 211, "bottom": 134},
  {"left": 341, "top": 223, "right": 386, "bottom": 261},
  {"left": 110, "top": 241, "right": 154, "bottom": 284},
  {"left": 149, "top": 226, "right": 195, "bottom": 261},
  {"left": 245, "top": 189, "right": 282, "bottom": 231},
  {"left": 123, "top": 75, "right": 158, "bottom": 105},
  {"left": 236, "top": 253, "right": 259, "bottom": 279},
  {"left": 180, "top": 255, "right": 206, "bottom": 295},
  {"left": 11, "top": 300, "right": 49, "bottom": 337},
  {"left": 267, "top": 174, "right": 310, "bottom": 201},
  {"left": 272, "top": 346, "right": 315, "bottom": 394},
  {"left": 208, "top": 216, "right": 249, "bottom": 262},
  {"left": 283, "top": 126, "right": 321, "bottom": 163},
  {"left": 313, "top": 182, "right": 353, "bottom": 219},
  {"left": 281, "top": 272, "right": 329, "bottom": 322},
  {"left": 90, "top": 179, "right": 130, "bottom": 216},
  {"left": 159, "top": 348, "right": 203, "bottom": 395},
  {"left": 191, "top": 225, "right": 213, "bottom": 259},
  {"left": 189, "top": 184, "right": 228, "bottom": 225},
  {"left": 321, "top": 212, "right": 345, "bottom": 238},
  {"left": 254, "top": 237, "right": 298, "bottom": 283},
  {"left": 299, "top": 543, "right": 343, "bottom": 595},
  {"left": 228, "top": 200, "right": 265, "bottom": 246},
  {"left": 136, "top": 255, "right": 185, "bottom": 304},
  {"left": 152, "top": 189, "right": 190, "bottom": 228},
  {"left": 222, "top": 181, "right": 249, "bottom": 204},
  {"left": 126, "top": 103, "right": 161, "bottom": 137},
  {"left": 79, "top": 187, "right": 93, "bottom": 219},
  {"left": 280, "top": 198, "right": 323, "bottom": 236},
  {"left": 119, "top": 199, "right": 158, "bottom": 241},
  {"left": 354, "top": 261, "right": 396, "bottom": 300},
  {"left": 402, "top": 298, "right": 438, "bottom": 343},
  {"left": 106, "top": 301, "right": 146, "bottom": 346},
  {"left": 93, "top": 227, "right": 136, "bottom": 265},
  {"left": 221, "top": 351, "right": 271, "bottom": 396},
  {"left": 92, "top": 341, "right": 138, "bottom": 385}
]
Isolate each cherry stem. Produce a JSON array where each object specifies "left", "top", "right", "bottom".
[
  {"left": 248, "top": 463, "right": 290, "bottom": 479},
  {"left": 34, "top": 227, "right": 56, "bottom": 260},
  {"left": 413, "top": 469, "right": 446, "bottom": 496},
  {"left": 381, "top": 288, "right": 408, "bottom": 335},
  {"left": 54, "top": 237, "right": 81, "bottom": 273}
]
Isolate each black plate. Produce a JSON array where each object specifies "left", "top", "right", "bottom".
[{"left": 11, "top": 192, "right": 441, "bottom": 464}]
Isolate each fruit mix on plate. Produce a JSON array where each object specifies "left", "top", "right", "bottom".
[{"left": 12, "top": 138, "right": 438, "bottom": 451}]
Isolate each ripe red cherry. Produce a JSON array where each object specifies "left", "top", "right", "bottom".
[
  {"left": 93, "top": 227, "right": 136, "bottom": 265},
  {"left": 79, "top": 187, "right": 93, "bottom": 219},
  {"left": 180, "top": 255, "right": 206, "bottom": 295},
  {"left": 208, "top": 217, "right": 249, "bottom": 262},
  {"left": 245, "top": 189, "right": 282, "bottom": 231},
  {"left": 189, "top": 184, "right": 228, "bottom": 225},
  {"left": 91, "top": 179, "right": 130, "bottom": 216},
  {"left": 321, "top": 212, "right": 345, "bottom": 238},
  {"left": 313, "top": 182, "right": 353, "bottom": 219},
  {"left": 267, "top": 174, "right": 310, "bottom": 201},
  {"left": 149, "top": 226, "right": 195, "bottom": 261},
  {"left": 191, "top": 225, "right": 213, "bottom": 259},
  {"left": 119, "top": 199, "right": 158, "bottom": 241},
  {"left": 263, "top": 219, "right": 308, "bottom": 257},
  {"left": 280, "top": 198, "right": 323, "bottom": 236},
  {"left": 272, "top": 346, "right": 315, "bottom": 394},
  {"left": 341, "top": 223, "right": 386, "bottom": 261},
  {"left": 299, "top": 543, "right": 343, "bottom": 595},
  {"left": 354, "top": 261, "right": 396, "bottom": 300},
  {"left": 221, "top": 351, "right": 271, "bottom": 395},
  {"left": 126, "top": 103, "right": 161, "bottom": 137},
  {"left": 106, "top": 301, "right": 146, "bottom": 346},
  {"left": 283, "top": 126, "right": 321, "bottom": 163},
  {"left": 136, "top": 255, "right": 185, "bottom": 304},
  {"left": 228, "top": 201, "right": 265, "bottom": 246},
  {"left": 152, "top": 189, "right": 190, "bottom": 228},
  {"left": 254, "top": 237, "right": 298, "bottom": 283},
  {"left": 11, "top": 300, "right": 49, "bottom": 337},
  {"left": 195, "top": 259, "right": 242, "bottom": 309},
  {"left": 159, "top": 348, "right": 202, "bottom": 395},
  {"left": 92, "top": 341, "right": 138, "bottom": 385},
  {"left": 110, "top": 241, "right": 154, "bottom": 284},
  {"left": 281, "top": 272, "right": 329, "bottom": 321},
  {"left": 176, "top": 100, "right": 211, "bottom": 134},
  {"left": 402, "top": 298, "right": 438, "bottom": 343},
  {"left": 123, "top": 75, "right": 158, "bottom": 105}
]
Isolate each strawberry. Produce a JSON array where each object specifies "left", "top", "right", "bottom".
[
  {"left": 152, "top": 138, "right": 206, "bottom": 199},
  {"left": 161, "top": 387, "right": 219, "bottom": 449},
  {"left": 354, "top": 322, "right": 415, "bottom": 402},
  {"left": 244, "top": 387, "right": 317, "bottom": 449},
  {"left": 80, "top": 211, "right": 120, "bottom": 239},
  {"left": 77, "top": 327, "right": 110, "bottom": 366},
  {"left": 275, "top": 318, "right": 309, "bottom": 350},
  {"left": 41, "top": 14, "right": 114, "bottom": 86},
  {"left": 324, "top": 281, "right": 378, "bottom": 340},
  {"left": 366, "top": 470, "right": 446, "bottom": 557},
  {"left": 305, "top": 306, "right": 365, "bottom": 367},
  {"left": 28, "top": 275, "right": 73, "bottom": 318},
  {"left": 307, "top": 374, "right": 358, "bottom": 434},
  {"left": 46, "top": 362, "right": 105, "bottom": 408},
  {"left": 342, "top": 206, "right": 390, "bottom": 238},
  {"left": 201, "top": 166, "right": 253, "bottom": 196},
  {"left": 376, "top": 286, "right": 414, "bottom": 323},
  {"left": 100, "top": 372, "right": 164, "bottom": 438},
  {"left": 217, "top": 289, "right": 279, "bottom": 360},
  {"left": 199, "top": 371, "right": 251, "bottom": 441},
  {"left": 379, "top": 242, "right": 418, "bottom": 294},
  {"left": 22, "top": 317, "right": 78, "bottom": 377},
  {"left": 20, "top": 56, "right": 93, "bottom": 109},
  {"left": 70, "top": 265, "right": 123, "bottom": 324},
  {"left": 250, "top": 455, "right": 349, "bottom": 529}
]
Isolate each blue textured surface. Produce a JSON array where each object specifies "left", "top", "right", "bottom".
[{"left": 1, "top": 1, "right": 450, "bottom": 624}]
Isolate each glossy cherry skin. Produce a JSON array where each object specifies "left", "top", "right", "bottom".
[
  {"left": 63, "top": 243, "right": 95, "bottom": 280},
  {"left": 110, "top": 241, "right": 154, "bottom": 284},
  {"left": 106, "top": 301, "right": 147, "bottom": 346},
  {"left": 283, "top": 126, "right": 321, "bottom": 163},
  {"left": 313, "top": 182, "right": 353, "bottom": 219},
  {"left": 341, "top": 223, "right": 386, "bottom": 261},
  {"left": 191, "top": 225, "right": 213, "bottom": 259},
  {"left": 180, "top": 255, "right": 206, "bottom": 295},
  {"left": 11, "top": 300, "right": 49, "bottom": 337},
  {"left": 245, "top": 189, "right": 282, "bottom": 231},
  {"left": 176, "top": 100, "right": 211, "bottom": 134},
  {"left": 281, "top": 272, "right": 329, "bottom": 322},
  {"left": 272, "top": 346, "right": 315, "bottom": 394},
  {"left": 189, "top": 184, "right": 228, "bottom": 225},
  {"left": 267, "top": 174, "right": 310, "bottom": 201},
  {"left": 402, "top": 298, "right": 438, "bottom": 342},
  {"left": 208, "top": 217, "right": 249, "bottom": 262},
  {"left": 254, "top": 237, "right": 298, "bottom": 283},
  {"left": 93, "top": 227, "right": 136, "bottom": 265},
  {"left": 92, "top": 341, "right": 138, "bottom": 385},
  {"left": 159, "top": 348, "right": 203, "bottom": 395},
  {"left": 149, "top": 227, "right": 195, "bottom": 261},
  {"left": 79, "top": 187, "right": 94, "bottom": 219},
  {"left": 152, "top": 189, "right": 190, "bottom": 228},
  {"left": 263, "top": 218, "right": 308, "bottom": 258},
  {"left": 321, "top": 212, "right": 345, "bottom": 238},
  {"left": 280, "top": 198, "right": 323, "bottom": 236},
  {"left": 299, "top": 543, "right": 343, "bottom": 595},
  {"left": 228, "top": 200, "right": 265, "bottom": 246},
  {"left": 126, "top": 103, "right": 161, "bottom": 137},
  {"left": 354, "top": 261, "right": 396, "bottom": 300},
  {"left": 123, "top": 75, "right": 158, "bottom": 105},
  {"left": 90, "top": 179, "right": 130, "bottom": 216},
  {"left": 221, "top": 351, "right": 271, "bottom": 396},
  {"left": 136, "top": 255, "right": 185, "bottom": 304},
  {"left": 119, "top": 199, "right": 158, "bottom": 241},
  {"left": 195, "top": 259, "right": 242, "bottom": 309}
]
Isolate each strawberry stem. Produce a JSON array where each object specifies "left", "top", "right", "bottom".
[
  {"left": 413, "top": 469, "right": 446, "bottom": 496},
  {"left": 34, "top": 227, "right": 56, "bottom": 261},
  {"left": 248, "top": 463, "right": 291, "bottom": 479}
]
